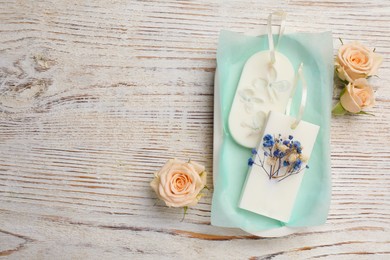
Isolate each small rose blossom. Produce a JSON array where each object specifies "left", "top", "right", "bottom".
[
  {"left": 340, "top": 78, "right": 375, "bottom": 113},
  {"left": 150, "top": 159, "right": 207, "bottom": 208},
  {"left": 335, "top": 41, "right": 383, "bottom": 82}
]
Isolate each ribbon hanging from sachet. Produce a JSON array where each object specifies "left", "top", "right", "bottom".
[
  {"left": 286, "top": 63, "right": 308, "bottom": 129},
  {"left": 267, "top": 11, "right": 287, "bottom": 65}
]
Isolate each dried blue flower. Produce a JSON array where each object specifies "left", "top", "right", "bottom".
[
  {"left": 291, "top": 159, "right": 302, "bottom": 171},
  {"left": 263, "top": 140, "right": 274, "bottom": 147},
  {"left": 293, "top": 141, "right": 301, "bottom": 148},
  {"left": 248, "top": 158, "right": 254, "bottom": 166},
  {"left": 251, "top": 133, "right": 308, "bottom": 182},
  {"left": 262, "top": 134, "right": 275, "bottom": 147}
]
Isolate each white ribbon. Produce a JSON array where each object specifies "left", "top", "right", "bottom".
[
  {"left": 267, "top": 12, "right": 307, "bottom": 129},
  {"left": 286, "top": 63, "right": 307, "bottom": 129},
  {"left": 267, "top": 11, "right": 287, "bottom": 64}
]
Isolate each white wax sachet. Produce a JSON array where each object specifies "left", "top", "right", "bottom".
[
  {"left": 228, "top": 51, "right": 295, "bottom": 148},
  {"left": 239, "top": 111, "right": 320, "bottom": 223}
]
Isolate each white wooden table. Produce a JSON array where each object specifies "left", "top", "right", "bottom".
[{"left": 1, "top": 0, "right": 389, "bottom": 259}]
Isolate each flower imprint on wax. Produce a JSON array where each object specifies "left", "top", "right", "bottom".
[
  {"left": 239, "top": 66, "right": 292, "bottom": 135},
  {"left": 228, "top": 12, "right": 295, "bottom": 149}
]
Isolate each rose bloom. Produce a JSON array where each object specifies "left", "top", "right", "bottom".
[
  {"left": 335, "top": 41, "right": 382, "bottom": 82},
  {"left": 150, "top": 159, "right": 207, "bottom": 207},
  {"left": 340, "top": 78, "right": 375, "bottom": 113}
]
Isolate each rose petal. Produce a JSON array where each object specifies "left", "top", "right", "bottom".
[
  {"left": 188, "top": 160, "right": 205, "bottom": 173},
  {"left": 354, "top": 78, "right": 375, "bottom": 108},
  {"left": 150, "top": 177, "right": 159, "bottom": 194},
  {"left": 335, "top": 63, "right": 352, "bottom": 82},
  {"left": 340, "top": 83, "right": 362, "bottom": 113},
  {"left": 368, "top": 52, "right": 383, "bottom": 76},
  {"left": 199, "top": 171, "right": 207, "bottom": 186}
]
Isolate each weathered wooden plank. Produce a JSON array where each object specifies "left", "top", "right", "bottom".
[{"left": 0, "top": 0, "right": 389, "bottom": 258}]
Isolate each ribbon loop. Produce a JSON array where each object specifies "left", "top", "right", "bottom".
[
  {"left": 286, "top": 63, "right": 307, "bottom": 129},
  {"left": 267, "top": 11, "right": 287, "bottom": 64}
]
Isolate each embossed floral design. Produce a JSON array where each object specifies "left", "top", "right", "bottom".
[
  {"left": 238, "top": 88, "right": 263, "bottom": 114},
  {"left": 238, "top": 83, "right": 266, "bottom": 133},
  {"left": 239, "top": 67, "right": 291, "bottom": 133},
  {"left": 251, "top": 68, "right": 291, "bottom": 103},
  {"left": 248, "top": 134, "right": 309, "bottom": 182}
]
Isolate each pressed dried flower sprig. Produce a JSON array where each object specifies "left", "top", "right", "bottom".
[{"left": 248, "top": 134, "right": 309, "bottom": 182}]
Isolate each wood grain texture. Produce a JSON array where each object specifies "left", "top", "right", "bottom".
[{"left": 0, "top": 0, "right": 389, "bottom": 259}]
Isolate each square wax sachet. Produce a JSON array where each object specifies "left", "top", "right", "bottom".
[{"left": 239, "top": 111, "right": 319, "bottom": 223}]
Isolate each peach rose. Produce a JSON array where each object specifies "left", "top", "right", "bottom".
[
  {"left": 340, "top": 78, "right": 375, "bottom": 113},
  {"left": 150, "top": 159, "right": 207, "bottom": 207},
  {"left": 335, "top": 41, "right": 383, "bottom": 82}
]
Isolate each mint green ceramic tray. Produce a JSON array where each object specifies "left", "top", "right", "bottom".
[{"left": 211, "top": 30, "right": 333, "bottom": 236}]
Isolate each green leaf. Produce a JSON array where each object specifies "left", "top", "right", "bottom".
[
  {"left": 373, "top": 48, "right": 376, "bottom": 52},
  {"left": 181, "top": 206, "right": 188, "bottom": 222},
  {"left": 357, "top": 111, "right": 375, "bottom": 116},
  {"left": 333, "top": 71, "right": 350, "bottom": 86},
  {"left": 339, "top": 87, "right": 347, "bottom": 97},
  {"left": 332, "top": 102, "right": 347, "bottom": 116},
  {"left": 338, "top": 37, "right": 344, "bottom": 45}
]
